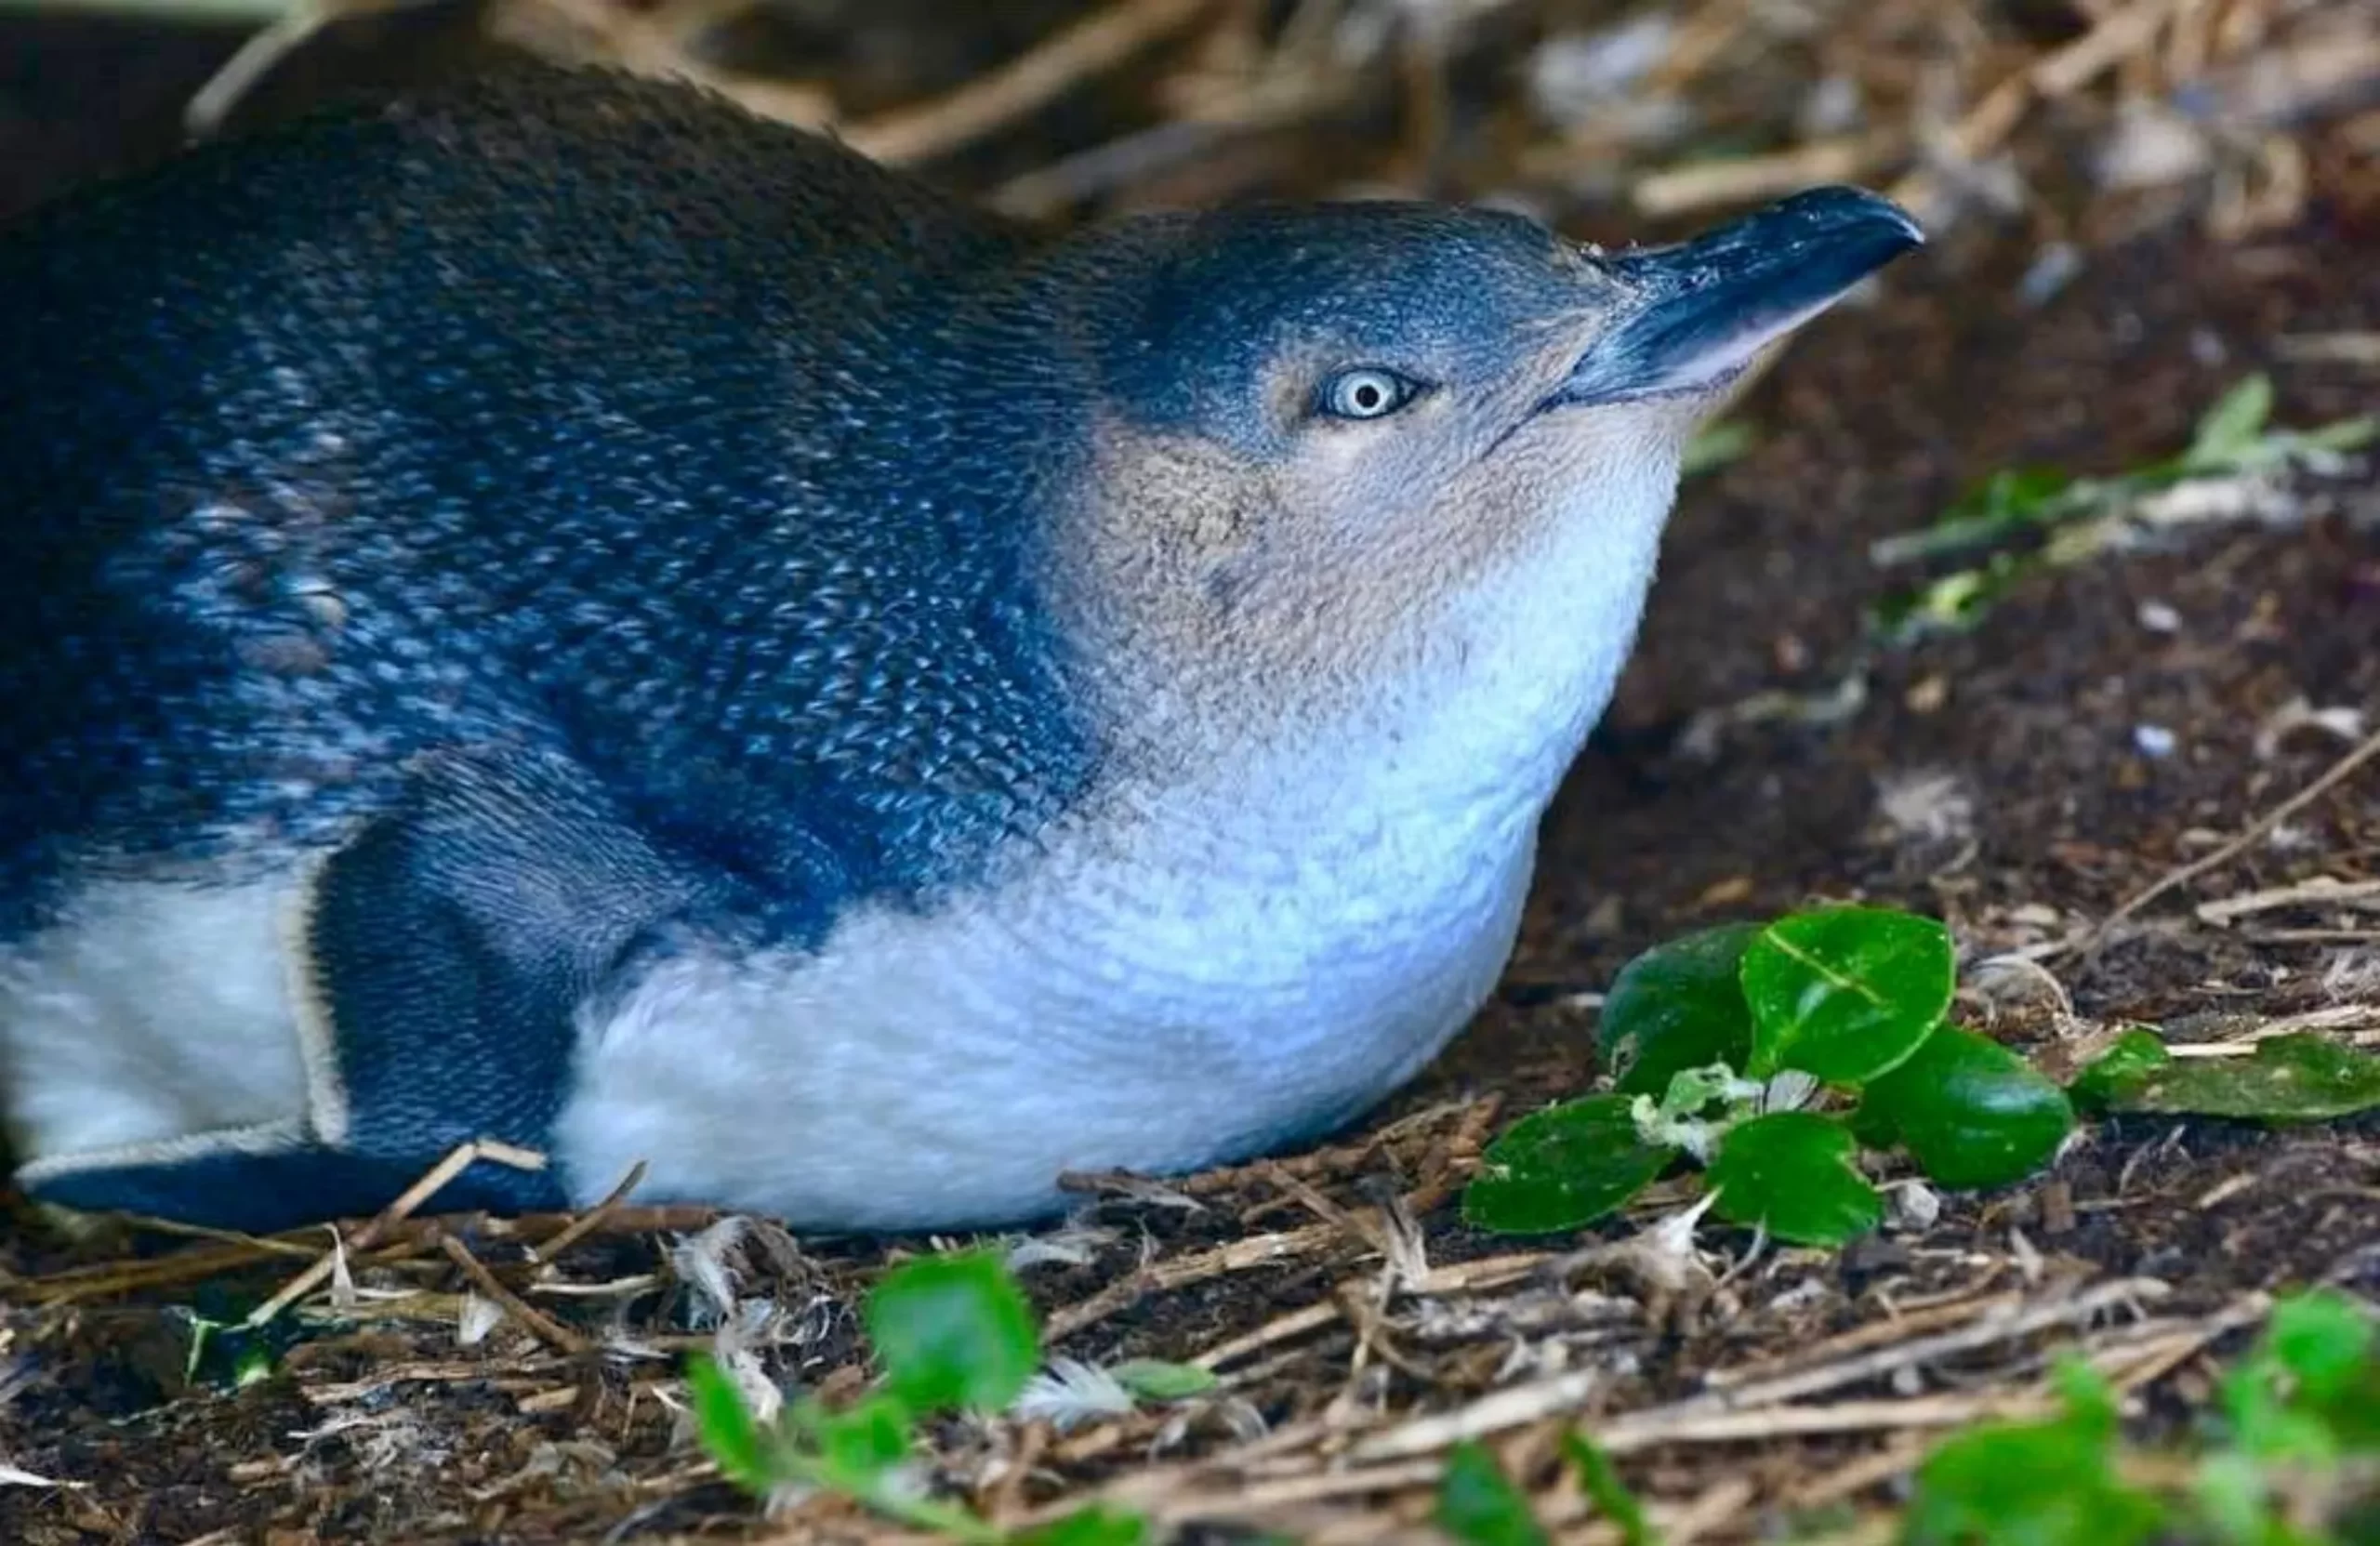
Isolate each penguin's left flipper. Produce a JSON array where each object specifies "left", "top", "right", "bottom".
[{"left": 20, "top": 745, "right": 712, "bottom": 1234}]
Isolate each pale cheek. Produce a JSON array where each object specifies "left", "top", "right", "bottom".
[
  {"left": 1288, "top": 422, "right": 1391, "bottom": 488},
  {"left": 1281, "top": 431, "right": 1447, "bottom": 541}
]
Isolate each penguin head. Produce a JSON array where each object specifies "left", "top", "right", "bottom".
[{"left": 1028, "top": 187, "right": 1924, "bottom": 755}]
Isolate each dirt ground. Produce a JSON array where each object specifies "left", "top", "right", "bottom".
[{"left": 3, "top": 4, "right": 2378, "bottom": 1542}]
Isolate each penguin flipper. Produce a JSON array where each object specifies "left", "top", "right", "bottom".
[{"left": 20, "top": 746, "right": 708, "bottom": 1232}]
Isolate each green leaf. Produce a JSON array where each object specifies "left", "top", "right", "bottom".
[
  {"left": 2185, "top": 373, "right": 2275, "bottom": 468},
  {"left": 865, "top": 1249, "right": 1040, "bottom": 1415},
  {"left": 2068, "top": 1032, "right": 2380, "bottom": 1123},
  {"left": 1461, "top": 1094, "right": 1676, "bottom": 1235},
  {"left": 1900, "top": 1398, "right": 2166, "bottom": 1546},
  {"left": 1599, "top": 922, "right": 1760, "bottom": 1097},
  {"left": 2065, "top": 1029, "right": 2172, "bottom": 1113},
  {"left": 686, "top": 1355, "right": 778, "bottom": 1496},
  {"left": 1108, "top": 1359, "right": 1219, "bottom": 1402},
  {"left": 1436, "top": 1440, "right": 1550, "bottom": 1546},
  {"left": 2048, "top": 1354, "right": 2123, "bottom": 1438},
  {"left": 2225, "top": 1291, "right": 2380, "bottom": 1462},
  {"left": 813, "top": 1392, "right": 912, "bottom": 1480},
  {"left": 1936, "top": 467, "right": 2074, "bottom": 539},
  {"left": 1860, "top": 1026, "right": 2074, "bottom": 1190},
  {"left": 1708, "top": 1112, "right": 1883, "bottom": 1246},
  {"left": 1018, "top": 1506, "right": 1151, "bottom": 1546},
  {"left": 2189, "top": 1450, "right": 2282, "bottom": 1544},
  {"left": 1950, "top": 466, "right": 2081, "bottom": 540},
  {"left": 1872, "top": 469, "right": 2081, "bottom": 568},
  {"left": 1739, "top": 907, "right": 1955, "bottom": 1085},
  {"left": 177, "top": 1318, "right": 284, "bottom": 1396},
  {"left": 2301, "top": 416, "right": 2380, "bottom": 456},
  {"left": 1562, "top": 1432, "right": 1657, "bottom": 1546},
  {"left": 1844, "top": 1088, "right": 1903, "bottom": 1151},
  {"left": 2264, "top": 1291, "right": 2377, "bottom": 1405},
  {"left": 1871, "top": 550, "right": 2040, "bottom": 643}
]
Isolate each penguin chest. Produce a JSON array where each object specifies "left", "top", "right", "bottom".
[{"left": 555, "top": 786, "right": 1545, "bottom": 1228}]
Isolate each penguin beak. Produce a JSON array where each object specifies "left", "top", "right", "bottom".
[{"left": 1550, "top": 186, "right": 1924, "bottom": 408}]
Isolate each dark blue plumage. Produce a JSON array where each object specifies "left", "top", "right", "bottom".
[
  {"left": 1082, "top": 202, "right": 1603, "bottom": 446},
  {"left": 0, "top": 62, "right": 1095, "bottom": 950},
  {"left": 0, "top": 64, "right": 1117, "bottom": 1222}
]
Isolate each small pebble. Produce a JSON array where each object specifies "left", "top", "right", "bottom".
[
  {"left": 2134, "top": 723, "right": 2179, "bottom": 758},
  {"left": 2136, "top": 600, "right": 2182, "bottom": 632},
  {"left": 1889, "top": 1181, "right": 1942, "bottom": 1232}
]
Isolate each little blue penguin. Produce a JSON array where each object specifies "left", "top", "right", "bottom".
[{"left": 0, "top": 61, "right": 1922, "bottom": 1235}]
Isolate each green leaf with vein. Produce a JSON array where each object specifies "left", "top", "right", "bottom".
[
  {"left": 1707, "top": 1111, "right": 1882, "bottom": 1246},
  {"left": 1739, "top": 907, "right": 1954, "bottom": 1084},
  {"left": 1598, "top": 921, "right": 1760, "bottom": 1097},
  {"left": 1461, "top": 1093, "right": 1676, "bottom": 1235}
]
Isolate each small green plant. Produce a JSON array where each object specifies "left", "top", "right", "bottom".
[
  {"left": 1900, "top": 1357, "right": 2166, "bottom": 1545},
  {"left": 180, "top": 1309, "right": 283, "bottom": 1392},
  {"left": 1435, "top": 1431, "right": 1657, "bottom": 1546},
  {"left": 1565, "top": 1432, "right": 1658, "bottom": 1546},
  {"left": 1869, "top": 374, "right": 2376, "bottom": 642},
  {"left": 686, "top": 1248, "right": 1148, "bottom": 1544},
  {"left": 1900, "top": 1290, "right": 2380, "bottom": 1544},
  {"left": 172, "top": 1283, "right": 303, "bottom": 1394},
  {"left": 1432, "top": 1295, "right": 2378, "bottom": 1546},
  {"left": 2070, "top": 1028, "right": 2380, "bottom": 1124},
  {"left": 1463, "top": 905, "right": 2075, "bottom": 1245},
  {"left": 1436, "top": 1441, "right": 1553, "bottom": 1546}
]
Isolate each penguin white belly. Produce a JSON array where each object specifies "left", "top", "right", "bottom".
[
  {"left": 0, "top": 878, "right": 313, "bottom": 1158},
  {"left": 557, "top": 797, "right": 1541, "bottom": 1229},
  {"left": 561, "top": 511, "right": 1642, "bottom": 1228}
]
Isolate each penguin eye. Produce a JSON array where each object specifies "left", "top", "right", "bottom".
[{"left": 1316, "top": 366, "right": 1421, "bottom": 420}]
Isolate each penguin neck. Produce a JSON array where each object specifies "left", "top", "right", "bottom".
[{"left": 1078, "top": 469, "right": 1671, "bottom": 860}]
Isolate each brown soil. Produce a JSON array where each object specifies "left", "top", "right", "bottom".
[{"left": 4, "top": 7, "right": 2378, "bottom": 1543}]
